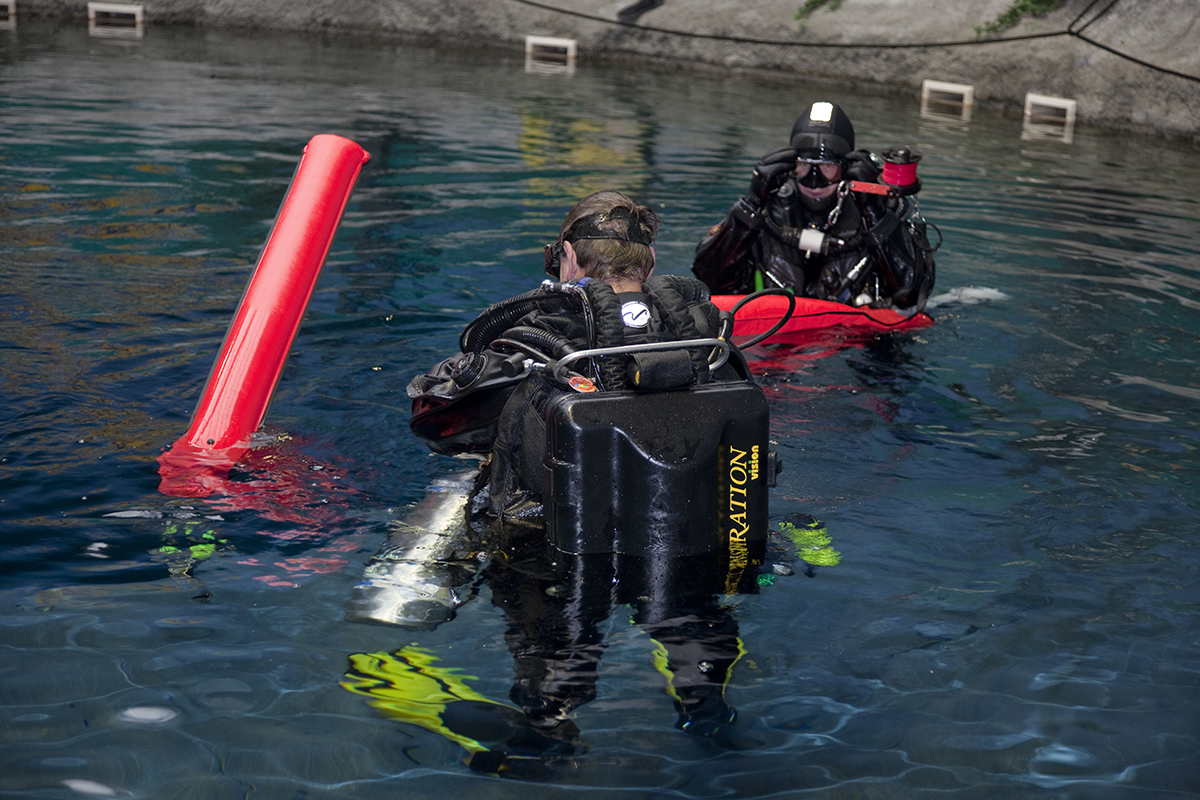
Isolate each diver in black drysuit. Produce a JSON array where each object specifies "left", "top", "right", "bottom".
[
  {"left": 693, "top": 101, "right": 936, "bottom": 312},
  {"left": 390, "top": 192, "right": 763, "bottom": 775}
]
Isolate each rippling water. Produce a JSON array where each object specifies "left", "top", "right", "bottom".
[{"left": 2, "top": 19, "right": 1199, "bottom": 799}]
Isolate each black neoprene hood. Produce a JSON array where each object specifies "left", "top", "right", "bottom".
[{"left": 789, "top": 102, "right": 855, "bottom": 162}]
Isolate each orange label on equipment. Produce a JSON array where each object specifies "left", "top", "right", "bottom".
[{"left": 568, "top": 376, "right": 597, "bottom": 393}]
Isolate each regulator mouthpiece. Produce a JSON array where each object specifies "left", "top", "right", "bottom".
[{"left": 881, "top": 147, "right": 922, "bottom": 195}]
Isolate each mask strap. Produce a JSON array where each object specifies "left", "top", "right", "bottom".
[{"left": 564, "top": 209, "right": 654, "bottom": 246}]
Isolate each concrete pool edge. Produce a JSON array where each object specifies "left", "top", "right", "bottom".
[{"left": 14, "top": 0, "right": 1200, "bottom": 142}]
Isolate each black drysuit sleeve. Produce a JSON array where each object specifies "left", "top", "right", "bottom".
[
  {"left": 692, "top": 146, "right": 798, "bottom": 295},
  {"left": 691, "top": 198, "right": 763, "bottom": 294}
]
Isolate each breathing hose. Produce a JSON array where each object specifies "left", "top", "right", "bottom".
[{"left": 458, "top": 282, "right": 585, "bottom": 354}]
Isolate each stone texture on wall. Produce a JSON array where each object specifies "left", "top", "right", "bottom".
[{"left": 20, "top": 0, "right": 1200, "bottom": 140}]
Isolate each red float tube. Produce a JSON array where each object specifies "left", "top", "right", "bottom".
[
  {"left": 714, "top": 293, "right": 933, "bottom": 344},
  {"left": 158, "top": 134, "right": 370, "bottom": 497}
]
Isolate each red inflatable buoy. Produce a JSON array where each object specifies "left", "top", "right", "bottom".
[
  {"left": 714, "top": 293, "right": 933, "bottom": 344},
  {"left": 159, "top": 134, "right": 370, "bottom": 497}
]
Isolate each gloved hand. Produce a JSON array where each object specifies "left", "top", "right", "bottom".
[
  {"left": 747, "top": 146, "right": 797, "bottom": 203},
  {"left": 843, "top": 150, "right": 879, "bottom": 183}
]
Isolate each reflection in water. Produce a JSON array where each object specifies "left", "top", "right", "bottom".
[
  {"left": 344, "top": 491, "right": 813, "bottom": 777},
  {"left": 344, "top": 472, "right": 841, "bottom": 777}
]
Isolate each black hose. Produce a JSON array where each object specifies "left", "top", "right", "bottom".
[
  {"left": 731, "top": 288, "right": 797, "bottom": 349},
  {"left": 497, "top": 326, "right": 578, "bottom": 360},
  {"left": 725, "top": 344, "right": 754, "bottom": 381},
  {"left": 458, "top": 286, "right": 580, "bottom": 354},
  {"left": 489, "top": 338, "right": 556, "bottom": 370}
]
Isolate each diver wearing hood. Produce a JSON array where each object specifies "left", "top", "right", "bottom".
[{"left": 692, "top": 101, "right": 936, "bottom": 312}]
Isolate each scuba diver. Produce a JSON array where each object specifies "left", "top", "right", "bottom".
[
  {"left": 344, "top": 190, "right": 791, "bottom": 777},
  {"left": 692, "top": 101, "right": 937, "bottom": 313},
  {"left": 407, "top": 189, "right": 748, "bottom": 526}
]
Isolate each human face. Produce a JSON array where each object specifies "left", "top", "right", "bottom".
[{"left": 796, "top": 159, "right": 842, "bottom": 201}]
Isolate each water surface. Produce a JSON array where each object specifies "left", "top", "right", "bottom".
[{"left": 2, "top": 19, "right": 1199, "bottom": 799}]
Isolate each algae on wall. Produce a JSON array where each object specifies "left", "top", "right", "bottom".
[{"left": 974, "top": 0, "right": 1065, "bottom": 38}]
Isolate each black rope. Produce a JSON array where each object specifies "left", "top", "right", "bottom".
[
  {"left": 509, "top": 0, "right": 1060, "bottom": 48},
  {"left": 507, "top": 0, "right": 1199, "bottom": 83},
  {"left": 1070, "top": 32, "right": 1200, "bottom": 83},
  {"left": 1069, "top": 0, "right": 1119, "bottom": 33}
]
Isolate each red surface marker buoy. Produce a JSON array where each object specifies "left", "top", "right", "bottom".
[
  {"left": 713, "top": 293, "right": 933, "bottom": 342},
  {"left": 159, "top": 134, "right": 370, "bottom": 497}
]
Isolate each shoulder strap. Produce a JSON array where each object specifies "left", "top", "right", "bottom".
[
  {"left": 579, "top": 279, "right": 629, "bottom": 391},
  {"left": 643, "top": 275, "right": 713, "bottom": 382}
]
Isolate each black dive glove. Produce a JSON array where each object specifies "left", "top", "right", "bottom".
[
  {"left": 843, "top": 150, "right": 880, "bottom": 183},
  {"left": 746, "top": 146, "right": 797, "bottom": 203}
]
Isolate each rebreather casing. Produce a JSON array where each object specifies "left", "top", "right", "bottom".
[{"left": 542, "top": 381, "right": 771, "bottom": 568}]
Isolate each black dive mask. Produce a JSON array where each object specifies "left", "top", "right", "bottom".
[
  {"left": 544, "top": 241, "right": 565, "bottom": 277},
  {"left": 543, "top": 208, "right": 655, "bottom": 278},
  {"left": 797, "top": 160, "right": 843, "bottom": 190}
]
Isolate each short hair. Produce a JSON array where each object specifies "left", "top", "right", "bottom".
[{"left": 559, "top": 191, "right": 660, "bottom": 283}]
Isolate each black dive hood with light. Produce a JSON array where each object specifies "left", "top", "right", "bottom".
[{"left": 790, "top": 101, "right": 855, "bottom": 163}]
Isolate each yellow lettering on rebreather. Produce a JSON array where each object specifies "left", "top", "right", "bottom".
[
  {"left": 751, "top": 445, "right": 760, "bottom": 480},
  {"left": 725, "top": 445, "right": 752, "bottom": 593},
  {"left": 727, "top": 446, "right": 751, "bottom": 541},
  {"left": 730, "top": 447, "right": 747, "bottom": 479}
]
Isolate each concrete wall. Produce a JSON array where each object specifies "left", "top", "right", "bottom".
[{"left": 20, "top": 0, "right": 1200, "bottom": 141}]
